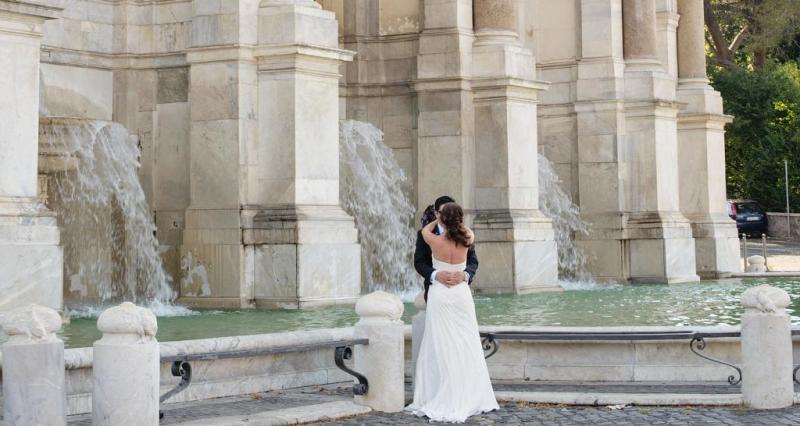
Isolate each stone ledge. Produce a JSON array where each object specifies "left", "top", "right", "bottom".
[{"left": 172, "top": 400, "right": 372, "bottom": 426}]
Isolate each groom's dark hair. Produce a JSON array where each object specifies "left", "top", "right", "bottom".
[{"left": 434, "top": 195, "right": 456, "bottom": 211}]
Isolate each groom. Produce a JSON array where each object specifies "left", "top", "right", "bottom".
[{"left": 414, "top": 195, "right": 479, "bottom": 301}]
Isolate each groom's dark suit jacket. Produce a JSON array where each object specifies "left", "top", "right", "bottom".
[{"left": 414, "top": 227, "right": 478, "bottom": 301}]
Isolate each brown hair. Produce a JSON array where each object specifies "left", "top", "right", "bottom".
[{"left": 439, "top": 202, "right": 472, "bottom": 247}]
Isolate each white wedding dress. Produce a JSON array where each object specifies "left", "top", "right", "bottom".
[{"left": 406, "top": 258, "right": 499, "bottom": 423}]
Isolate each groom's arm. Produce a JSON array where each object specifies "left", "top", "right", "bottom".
[
  {"left": 465, "top": 245, "right": 478, "bottom": 285},
  {"left": 414, "top": 230, "right": 435, "bottom": 282}
]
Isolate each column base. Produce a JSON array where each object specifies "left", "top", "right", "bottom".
[
  {"left": 244, "top": 205, "right": 362, "bottom": 308},
  {"left": 0, "top": 197, "right": 63, "bottom": 312},
  {"left": 180, "top": 205, "right": 362, "bottom": 309},
  {"left": 472, "top": 210, "right": 560, "bottom": 294},
  {"left": 688, "top": 216, "right": 742, "bottom": 278},
  {"left": 577, "top": 212, "right": 702, "bottom": 283},
  {"left": 626, "top": 212, "right": 699, "bottom": 283}
]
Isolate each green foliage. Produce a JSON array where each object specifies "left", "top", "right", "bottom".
[{"left": 709, "top": 62, "right": 800, "bottom": 211}]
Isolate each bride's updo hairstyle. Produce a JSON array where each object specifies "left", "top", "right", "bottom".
[{"left": 439, "top": 202, "right": 472, "bottom": 247}]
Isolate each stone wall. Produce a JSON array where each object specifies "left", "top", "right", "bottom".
[{"left": 768, "top": 213, "right": 800, "bottom": 240}]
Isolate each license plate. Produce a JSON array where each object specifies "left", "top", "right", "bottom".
[{"left": 746, "top": 217, "right": 760, "bottom": 221}]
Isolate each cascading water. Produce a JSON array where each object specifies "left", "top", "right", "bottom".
[
  {"left": 339, "top": 120, "right": 421, "bottom": 297},
  {"left": 40, "top": 119, "right": 186, "bottom": 315},
  {"left": 537, "top": 154, "right": 594, "bottom": 284}
]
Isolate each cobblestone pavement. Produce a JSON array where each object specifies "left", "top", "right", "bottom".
[
  {"left": 315, "top": 402, "right": 800, "bottom": 425},
  {"left": 66, "top": 385, "right": 348, "bottom": 425},
  {"left": 64, "top": 381, "right": 800, "bottom": 425}
]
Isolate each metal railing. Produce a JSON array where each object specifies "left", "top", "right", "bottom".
[
  {"left": 479, "top": 330, "right": 800, "bottom": 386},
  {"left": 158, "top": 338, "right": 369, "bottom": 418}
]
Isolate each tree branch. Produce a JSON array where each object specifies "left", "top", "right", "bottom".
[
  {"left": 728, "top": 25, "right": 749, "bottom": 52},
  {"left": 704, "top": 0, "right": 734, "bottom": 68}
]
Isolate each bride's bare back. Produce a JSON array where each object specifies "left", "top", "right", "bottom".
[{"left": 421, "top": 220, "right": 474, "bottom": 264}]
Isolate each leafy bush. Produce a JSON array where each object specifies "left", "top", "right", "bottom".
[{"left": 709, "top": 62, "right": 800, "bottom": 212}]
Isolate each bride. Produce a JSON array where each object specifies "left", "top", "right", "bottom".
[{"left": 406, "top": 202, "right": 499, "bottom": 422}]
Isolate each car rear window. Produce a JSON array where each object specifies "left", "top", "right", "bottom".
[{"left": 736, "top": 203, "right": 763, "bottom": 214}]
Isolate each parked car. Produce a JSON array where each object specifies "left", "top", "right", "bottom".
[{"left": 726, "top": 199, "right": 769, "bottom": 237}]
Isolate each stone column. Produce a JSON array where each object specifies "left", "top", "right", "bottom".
[
  {"left": 575, "top": 0, "right": 629, "bottom": 282},
  {"left": 677, "top": 0, "right": 706, "bottom": 82},
  {"left": 415, "top": 0, "right": 476, "bottom": 216},
  {"left": 1, "top": 305, "right": 66, "bottom": 426},
  {"left": 656, "top": 0, "right": 680, "bottom": 78},
  {"left": 676, "top": 0, "right": 741, "bottom": 278},
  {"left": 353, "top": 291, "right": 405, "bottom": 412},
  {"left": 246, "top": 0, "right": 361, "bottom": 308},
  {"left": 622, "top": 0, "right": 698, "bottom": 283},
  {"left": 181, "top": 0, "right": 261, "bottom": 308},
  {"left": 0, "top": 0, "right": 63, "bottom": 312},
  {"left": 93, "top": 302, "right": 160, "bottom": 425},
  {"left": 622, "top": 0, "right": 659, "bottom": 66},
  {"left": 471, "top": 0, "right": 559, "bottom": 293},
  {"left": 474, "top": 0, "right": 516, "bottom": 32},
  {"left": 740, "top": 285, "right": 794, "bottom": 409}
]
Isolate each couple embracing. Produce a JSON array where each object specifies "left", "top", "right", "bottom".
[{"left": 405, "top": 195, "right": 499, "bottom": 423}]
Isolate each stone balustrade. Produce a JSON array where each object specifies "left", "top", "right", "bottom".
[{"left": 1, "top": 304, "right": 66, "bottom": 426}]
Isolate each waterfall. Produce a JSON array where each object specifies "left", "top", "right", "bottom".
[
  {"left": 537, "top": 154, "right": 593, "bottom": 283},
  {"left": 339, "top": 120, "right": 421, "bottom": 297},
  {"left": 40, "top": 119, "right": 183, "bottom": 314}
]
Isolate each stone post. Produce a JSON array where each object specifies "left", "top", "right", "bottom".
[
  {"left": 411, "top": 291, "right": 426, "bottom": 389},
  {"left": 353, "top": 291, "right": 405, "bottom": 412},
  {"left": 92, "top": 302, "right": 160, "bottom": 425},
  {"left": 0, "top": 0, "right": 63, "bottom": 312},
  {"left": 740, "top": 285, "right": 794, "bottom": 409},
  {"left": 676, "top": 0, "right": 741, "bottom": 278},
  {"left": 471, "top": 0, "right": 559, "bottom": 293},
  {"left": 622, "top": 0, "right": 699, "bottom": 283},
  {"left": 1, "top": 304, "right": 66, "bottom": 426},
  {"left": 243, "top": 0, "right": 361, "bottom": 308}
]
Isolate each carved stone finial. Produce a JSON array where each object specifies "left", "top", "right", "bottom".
[
  {"left": 356, "top": 291, "right": 404, "bottom": 321},
  {"left": 1, "top": 304, "right": 62, "bottom": 343},
  {"left": 741, "top": 285, "right": 790, "bottom": 314},
  {"left": 97, "top": 302, "right": 158, "bottom": 340}
]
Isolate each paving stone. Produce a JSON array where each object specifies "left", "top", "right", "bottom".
[{"left": 64, "top": 381, "right": 800, "bottom": 425}]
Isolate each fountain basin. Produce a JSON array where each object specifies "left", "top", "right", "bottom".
[
  {"left": 46, "top": 277, "right": 800, "bottom": 348},
  {"left": 2, "top": 278, "right": 799, "bottom": 415}
]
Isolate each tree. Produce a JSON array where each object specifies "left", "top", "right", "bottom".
[{"left": 704, "top": 0, "right": 800, "bottom": 70}]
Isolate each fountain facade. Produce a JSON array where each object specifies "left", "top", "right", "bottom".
[{"left": 0, "top": 0, "right": 741, "bottom": 312}]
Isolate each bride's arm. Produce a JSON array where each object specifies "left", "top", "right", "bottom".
[{"left": 421, "top": 219, "right": 438, "bottom": 246}]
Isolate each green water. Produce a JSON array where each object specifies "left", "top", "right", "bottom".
[{"left": 54, "top": 278, "right": 800, "bottom": 348}]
